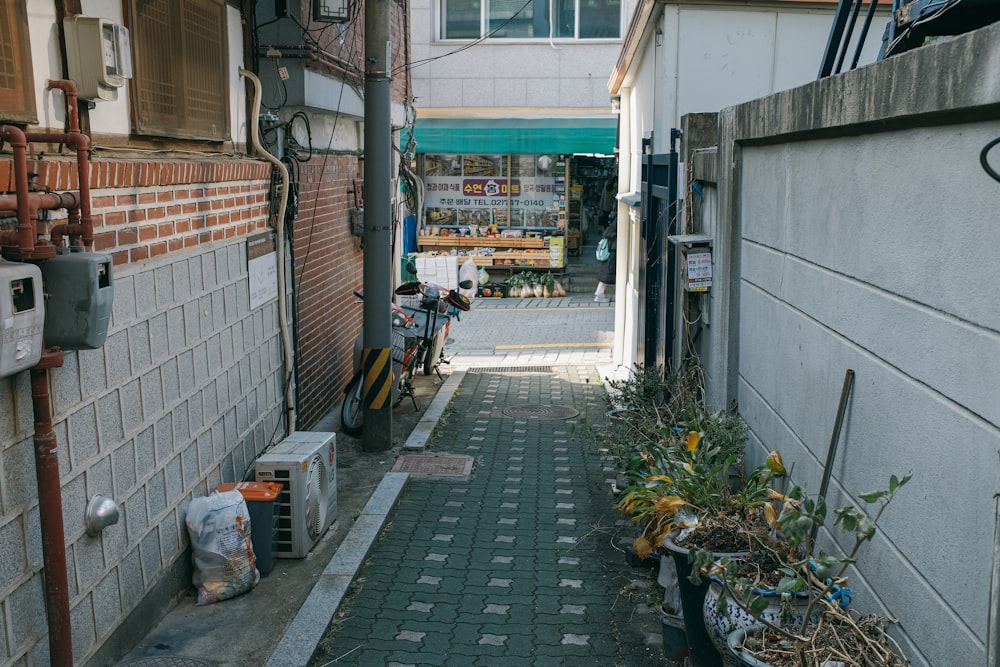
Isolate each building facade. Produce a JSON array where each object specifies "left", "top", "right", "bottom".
[{"left": 0, "top": 0, "right": 410, "bottom": 663}]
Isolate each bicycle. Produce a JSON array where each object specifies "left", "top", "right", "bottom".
[
  {"left": 396, "top": 269, "right": 473, "bottom": 379},
  {"left": 340, "top": 275, "right": 471, "bottom": 437},
  {"left": 340, "top": 293, "right": 421, "bottom": 437}
]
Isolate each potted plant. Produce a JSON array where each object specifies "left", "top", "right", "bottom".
[{"left": 702, "top": 473, "right": 912, "bottom": 667}]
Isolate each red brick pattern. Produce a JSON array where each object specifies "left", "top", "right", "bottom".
[
  {"left": 289, "top": 155, "right": 365, "bottom": 428},
  {"left": 0, "top": 156, "right": 272, "bottom": 265}
]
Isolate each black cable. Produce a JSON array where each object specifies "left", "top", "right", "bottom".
[
  {"left": 981, "top": 136, "right": 1000, "bottom": 184},
  {"left": 393, "top": 0, "right": 534, "bottom": 75}
]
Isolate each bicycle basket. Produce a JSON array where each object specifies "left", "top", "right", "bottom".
[{"left": 391, "top": 330, "right": 413, "bottom": 365}]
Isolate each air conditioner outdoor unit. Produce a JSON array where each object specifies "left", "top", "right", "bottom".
[{"left": 255, "top": 431, "right": 337, "bottom": 558}]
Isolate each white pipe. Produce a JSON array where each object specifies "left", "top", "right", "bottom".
[{"left": 239, "top": 68, "right": 296, "bottom": 434}]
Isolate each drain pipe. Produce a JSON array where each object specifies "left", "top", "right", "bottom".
[
  {"left": 31, "top": 348, "right": 71, "bottom": 666},
  {"left": 239, "top": 68, "right": 296, "bottom": 434}
]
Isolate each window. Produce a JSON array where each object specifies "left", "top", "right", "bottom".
[
  {"left": 0, "top": 0, "right": 37, "bottom": 124},
  {"left": 127, "top": 0, "right": 229, "bottom": 141},
  {"left": 441, "top": 0, "right": 620, "bottom": 40}
]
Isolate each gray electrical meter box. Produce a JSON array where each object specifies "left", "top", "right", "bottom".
[
  {"left": 0, "top": 261, "right": 44, "bottom": 377},
  {"left": 42, "top": 250, "right": 114, "bottom": 350}
]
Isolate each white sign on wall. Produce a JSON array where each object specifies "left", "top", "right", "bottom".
[{"left": 247, "top": 233, "right": 278, "bottom": 309}]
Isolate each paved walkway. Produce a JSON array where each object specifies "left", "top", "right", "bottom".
[{"left": 311, "top": 364, "right": 662, "bottom": 666}]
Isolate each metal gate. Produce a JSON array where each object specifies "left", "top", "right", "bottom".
[{"left": 637, "top": 131, "right": 680, "bottom": 369}]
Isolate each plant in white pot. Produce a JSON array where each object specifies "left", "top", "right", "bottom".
[{"left": 697, "top": 472, "right": 912, "bottom": 667}]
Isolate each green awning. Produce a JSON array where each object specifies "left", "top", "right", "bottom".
[{"left": 403, "top": 117, "right": 618, "bottom": 155}]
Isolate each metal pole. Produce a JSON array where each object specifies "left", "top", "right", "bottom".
[
  {"left": 990, "top": 452, "right": 1000, "bottom": 667},
  {"left": 362, "top": 0, "right": 394, "bottom": 452},
  {"left": 812, "top": 369, "right": 855, "bottom": 546}
]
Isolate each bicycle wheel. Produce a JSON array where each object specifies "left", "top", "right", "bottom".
[
  {"left": 422, "top": 347, "right": 438, "bottom": 377},
  {"left": 341, "top": 375, "right": 364, "bottom": 436}
]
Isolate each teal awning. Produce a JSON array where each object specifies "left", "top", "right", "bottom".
[{"left": 403, "top": 116, "right": 618, "bottom": 155}]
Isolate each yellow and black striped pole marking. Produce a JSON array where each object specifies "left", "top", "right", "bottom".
[{"left": 362, "top": 347, "right": 392, "bottom": 410}]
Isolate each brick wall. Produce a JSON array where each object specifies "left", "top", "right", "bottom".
[{"left": 289, "top": 155, "right": 365, "bottom": 428}]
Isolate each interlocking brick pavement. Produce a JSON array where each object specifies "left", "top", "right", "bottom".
[{"left": 312, "top": 366, "right": 666, "bottom": 666}]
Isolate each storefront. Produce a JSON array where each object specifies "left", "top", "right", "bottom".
[{"left": 403, "top": 117, "right": 617, "bottom": 274}]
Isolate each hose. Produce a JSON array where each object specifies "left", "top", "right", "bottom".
[{"left": 240, "top": 68, "right": 297, "bottom": 434}]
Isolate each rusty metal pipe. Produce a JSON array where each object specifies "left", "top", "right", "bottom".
[
  {"left": 50, "top": 205, "right": 83, "bottom": 247},
  {"left": 0, "top": 126, "right": 35, "bottom": 253},
  {"left": 0, "top": 191, "right": 79, "bottom": 213},
  {"left": 47, "top": 79, "right": 80, "bottom": 133},
  {"left": 25, "top": 131, "right": 93, "bottom": 248},
  {"left": 30, "top": 349, "right": 71, "bottom": 667}
]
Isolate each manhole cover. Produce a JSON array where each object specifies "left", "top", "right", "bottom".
[
  {"left": 502, "top": 405, "right": 579, "bottom": 420},
  {"left": 392, "top": 454, "right": 475, "bottom": 477},
  {"left": 119, "top": 659, "right": 214, "bottom": 667}
]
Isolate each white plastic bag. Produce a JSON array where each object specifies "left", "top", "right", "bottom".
[
  {"left": 459, "top": 258, "right": 479, "bottom": 299},
  {"left": 185, "top": 490, "right": 259, "bottom": 605}
]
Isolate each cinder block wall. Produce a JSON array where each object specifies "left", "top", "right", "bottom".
[
  {"left": 0, "top": 156, "right": 288, "bottom": 664},
  {"left": 709, "top": 21, "right": 1000, "bottom": 667}
]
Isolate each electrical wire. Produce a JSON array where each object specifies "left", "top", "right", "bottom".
[
  {"left": 982, "top": 136, "right": 1000, "bottom": 184},
  {"left": 394, "top": 0, "right": 534, "bottom": 75},
  {"left": 883, "top": 0, "right": 962, "bottom": 58}
]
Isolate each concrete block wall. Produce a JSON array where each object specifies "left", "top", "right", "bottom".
[
  {"left": 0, "top": 155, "right": 287, "bottom": 664},
  {"left": 706, "top": 21, "right": 1000, "bottom": 667}
]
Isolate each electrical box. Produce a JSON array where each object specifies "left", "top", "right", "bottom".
[
  {"left": 0, "top": 262, "right": 44, "bottom": 377},
  {"left": 41, "top": 250, "right": 114, "bottom": 350},
  {"left": 63, "top": 16, "right": 133, "bottom": 102},
  {"left": 669, "top": 234, "right": 713, "bottom": 293}
]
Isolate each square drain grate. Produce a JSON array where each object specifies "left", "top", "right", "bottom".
[
  {"left": 392, "top": 454, "right": 475, "bottom": 478},
  {"left": 466, "top": 366, "right": 553, "bottom": 373}
]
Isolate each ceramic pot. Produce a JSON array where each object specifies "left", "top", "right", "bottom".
[
  {"left": 704, "top": 577, "right": 813, "bottom": 667},
  {"left": 725, "top": 628, "right": 773, "bottom": 667},
  {"left": 662, "top": 532, "right": 748, "bottom": 667}
]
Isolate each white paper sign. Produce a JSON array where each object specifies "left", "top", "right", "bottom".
[{"left": 247, "top": 233, "right": 278, "bottom": 309}]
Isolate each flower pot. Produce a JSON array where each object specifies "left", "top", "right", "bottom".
[
  {"left": 660, "top": 604, "right": 689, "bottom": 660},
  {"left": 704, "top": 577, "right": 814, "bottom": 667},
  {"left": 663, "top": 533, "right": 748, "bottom": 667},
  {"left": 726, "top": 628, "right": 773, "bottom": 667}
]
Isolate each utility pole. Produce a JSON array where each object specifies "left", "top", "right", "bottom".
[{"left": 362, "top": 0, "right": 393, "bottom": 452}]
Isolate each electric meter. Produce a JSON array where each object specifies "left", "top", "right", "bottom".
[
  {"left": 0, "top": 261, "right": 44, "bottom": 377},
  {"left": 63, "top": 16, "right": 133, "bottom": 102}
]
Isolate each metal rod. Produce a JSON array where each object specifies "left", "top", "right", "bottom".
[
  {"left": 834, "top": 0, "right": 864, "bottom": 74},
  {"left": 850, "top": 0, "right": 880, "bottom": 70},
  {"left": 813, "top": 369, "right": 856, "bottom": 545}
]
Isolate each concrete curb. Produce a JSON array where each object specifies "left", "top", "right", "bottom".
[
  {"left": 403, "top": 370, "right": 465, "bottom": 451},
  {"left": 266, "top": 368, "right": 466, "bottom": 667},
  {"left": 264, "top": 472, "right": 409, "bottom": 667}
]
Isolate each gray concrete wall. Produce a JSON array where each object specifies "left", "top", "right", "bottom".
[
  {"left": 707, "top": 21, "right": 1000, "bottom": 667},
  {"left": 0, "top": 237, "right": 285, "bottom": 664}
]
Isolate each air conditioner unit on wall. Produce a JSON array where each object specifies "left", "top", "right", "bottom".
[{"left": 255, "top": 432, "right": 337, "bottom": 558}]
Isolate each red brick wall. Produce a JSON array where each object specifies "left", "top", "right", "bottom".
[
  {"left": 0, "top": 156, "right": 273, "bottom": 265},
  {"left": 287, "top": 155, "right": 364, "bottom": 428}
]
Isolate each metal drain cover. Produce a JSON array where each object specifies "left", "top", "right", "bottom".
[
  {"left": 502, "top": 405, "right": 579, "bottom": 420},
  {"left": 119, "top": 659, "right": 215, "bottom": 667},
  {"left": 392, "top": 454, "right": 475, "bottom": 477}
]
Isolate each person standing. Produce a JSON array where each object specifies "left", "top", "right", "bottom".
[
  {"left": 594, "top": 220, "right": 617, "bottom": 303},
  {"left": 599, "top": 179, "right": 616, "bottom": 228}
]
